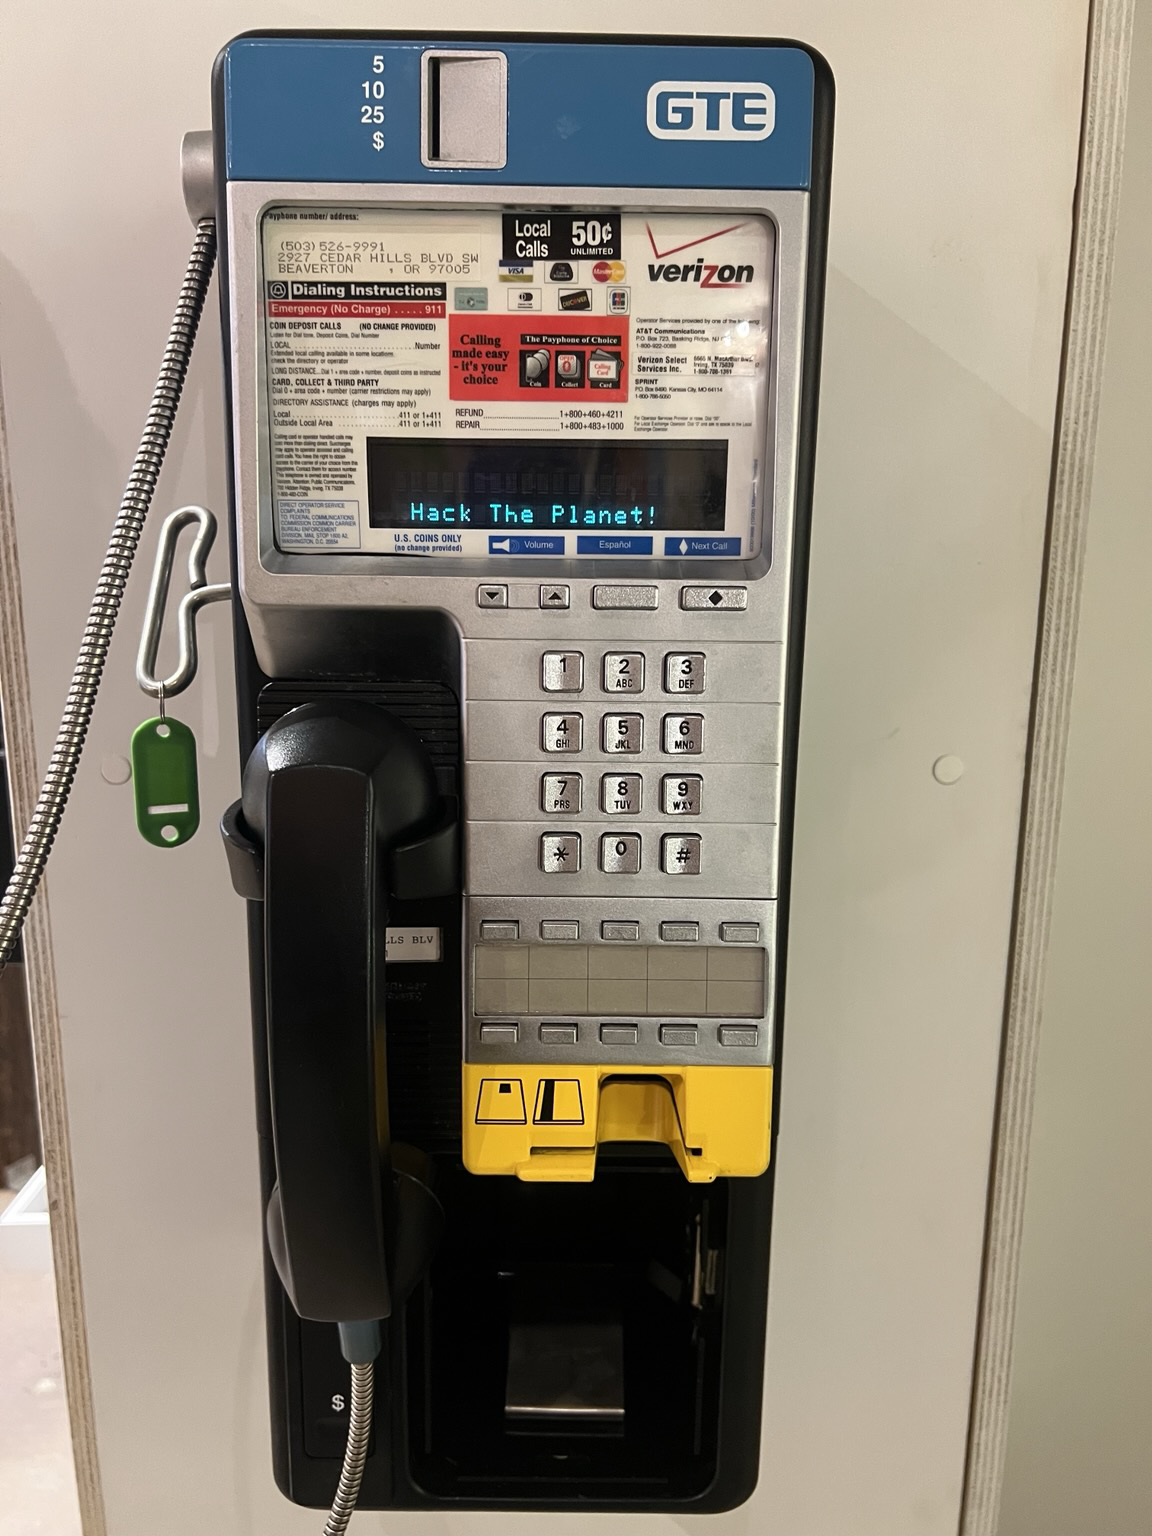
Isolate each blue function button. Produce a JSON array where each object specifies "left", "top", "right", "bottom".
[
  {"left": 664, "top": 537, "right": 743, "bottom": 556},
  {"left": 577, "top": 535, "right": 654, "bottom": 555},
  {"left": 488, "top": 534, "right": 566, "bottom": 555}
]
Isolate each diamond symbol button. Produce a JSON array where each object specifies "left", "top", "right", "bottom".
[{"left": 680, "top": 586, "right": 748, "bottom": 611}]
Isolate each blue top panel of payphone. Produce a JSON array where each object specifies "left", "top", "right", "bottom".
[{"left": 221, "top": 37, "right": 815, "bottom": 189}]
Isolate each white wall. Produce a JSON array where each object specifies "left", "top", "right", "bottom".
[
  {"left": 0, "top": 5, "right": 1088, "bottom": 1534},
  {"left": 997, "top": 7, "right": 1152, "bottom": 1533}
]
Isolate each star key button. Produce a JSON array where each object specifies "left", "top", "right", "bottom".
[{"left": 540, "top": 833, "right": 581, "bottom": 873}]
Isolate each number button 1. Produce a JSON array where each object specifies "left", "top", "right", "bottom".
[
  {"left": 542, "top": 773, "right": 583, "bottom": 814},
  {"left": 542, "top": 651, "right": 584, "bottom": 692},
  {"left": 602, "top": 652, "right": 645, "bottom": 692}
]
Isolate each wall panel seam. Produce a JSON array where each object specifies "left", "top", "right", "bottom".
[
  {"left": 0, "top": 351, "right": 107, "bottom": 1529},
  {"left": 960, "top": 2, "right": 1136, "bottom": 1531}
]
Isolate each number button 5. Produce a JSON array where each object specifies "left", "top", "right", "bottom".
[{"left": 602, "top": 714, "right": 643, "bottom": 753}]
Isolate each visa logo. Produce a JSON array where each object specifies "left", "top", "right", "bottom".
[{"left": 646, "top": 80, "right": 776, "bottom": 141}]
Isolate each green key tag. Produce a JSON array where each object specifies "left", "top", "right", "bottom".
[{"left": 130, "top": 716, "right": 200, "bottom": 847}]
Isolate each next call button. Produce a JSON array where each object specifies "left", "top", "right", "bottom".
[
  {"left": 663, "top": 537, "right": 742, "bottom": 556},
  {"left": 489, "top": 535, "right": 566, "bottom": 555},
  {"left": 576, "top": 535, "right": 653, "bottom": 555}
]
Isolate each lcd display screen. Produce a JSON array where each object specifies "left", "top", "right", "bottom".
[{"left": 366, "top": 438, "right": 728, "bottom": 532}]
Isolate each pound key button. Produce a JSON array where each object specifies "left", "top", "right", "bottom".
[{"left": 661, "top": 834, "right": 701, "bottom": 875}]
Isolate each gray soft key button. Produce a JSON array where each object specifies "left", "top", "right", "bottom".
[
  {"left": 592, "top": 585, "right": 658, "bottom": 610},
  {"left": 680, "top": 586, "right": 747, "bottom": 610}
]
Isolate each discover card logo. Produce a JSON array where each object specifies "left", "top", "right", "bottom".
[{"left": 646, "top": 81, "right": 776, "bottom": 141}]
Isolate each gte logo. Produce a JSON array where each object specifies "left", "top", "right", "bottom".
[{"left": 646, "top": 80, "right": 776, "bottom": 141}]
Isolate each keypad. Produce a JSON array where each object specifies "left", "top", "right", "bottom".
[
  {"left": 602, "top": 652, "right": 645, "bottom": 692},
  {"left": 663, "top": 653, "right": 706, "bottom": 694},
  {"left": 542, "top": 652, "right": 584, "bottom": 692},
  {"left": 540, "top": 833, "right": 581, "bottom": 872},
  {"left": 662, "top": 714, "right": 704, "bottom": 755},
  {"left": 542, "top": 713, "right": 582, "bottom": 752},
  {"left": 541, "top": 773, "right": 582, "bottom": 814},
  {"left": 602, "top": 713, "right": 643, "bottom": 753},
  {"left": 600, "top": 833, "right": 641, "bottom": 873},
  {"left": 661, "top": 834, "right": 701, "bottom": 874},
  {"left": 661, "top": 774, "right": 702, "bottom": 815},
  {"left": 523, "top": 648, "right": 722, "bottom": 882},
  {"left": 601, "top": 773, "right": 642, "bottom": 814}
]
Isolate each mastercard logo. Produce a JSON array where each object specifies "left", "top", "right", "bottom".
[{"left": 592, "top": 260, "right": 627, "bottom": 283}]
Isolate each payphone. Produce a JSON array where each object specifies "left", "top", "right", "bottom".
[{"left": 0, "top": 27, "right": 831, "bottom": 1528}]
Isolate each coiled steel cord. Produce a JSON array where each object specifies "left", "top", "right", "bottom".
[
  {"left": 0, "top": 218, "right": 217, "bottom": 971},
  {"left": 323, "top": 1362, "right": 374, "bottom": 1536}
]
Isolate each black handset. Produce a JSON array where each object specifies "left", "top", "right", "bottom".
[{"left": 237, "top": 700, "right": 449, "bottom": 1323}]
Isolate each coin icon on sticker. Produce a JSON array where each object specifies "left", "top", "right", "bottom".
[{"left": 520, "top": 348, "right": 551, "bottom": 385}]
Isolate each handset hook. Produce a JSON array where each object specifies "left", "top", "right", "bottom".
[{"left": 136, "top": 505, "right": 231, "bottom": 700}]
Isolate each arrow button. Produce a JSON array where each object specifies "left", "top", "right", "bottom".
[
  {"left": 539, "top": 584, "right": 570, "bottom": 610},
  {"left": 476, "top": 584, "right": 508, "bottom": 609}
]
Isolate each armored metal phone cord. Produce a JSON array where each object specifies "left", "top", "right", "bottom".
[
  {"left": 0, "top": 214, "right": 375, "bottom": 1533},
  {"left": 323, "top": 1360, "right": 374, "bottom": 1536},
  {"left": 0, "top": 218, "right": 217, "bottom": 972}
]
